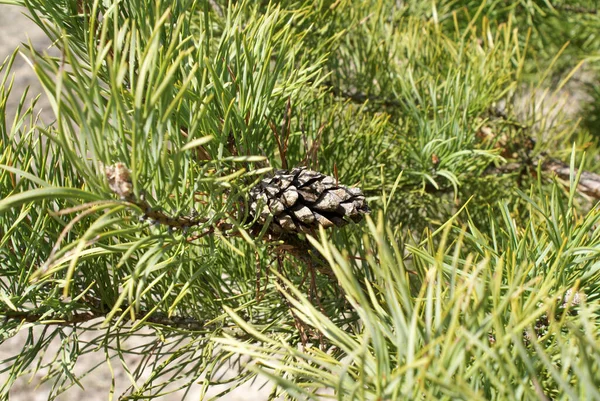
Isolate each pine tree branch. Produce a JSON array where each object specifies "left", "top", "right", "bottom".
[
  {"left": 2, "top": 305, "right": 207, "bottom": 331},
  {"left": 541, "top": 158, "right": 600, "bottom": 198},
  {"left": 484, "top": 157, "right": 600, "bottom": 199},
  {"left": 2, "top": 310, "right": 98, "bottom": 325},
  {"left": 325, "top": 82, "right": 404, "bottom": 108},
  {"left": 552, "top": 3, "right": 598, "bottom": 15}
]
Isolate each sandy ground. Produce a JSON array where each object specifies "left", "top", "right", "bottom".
[
  {"left": 0, "top": 5, "right": 54, "bottom": 124},
  {"left": 0, "top": 5, "right": 272, "bottom": 400}
]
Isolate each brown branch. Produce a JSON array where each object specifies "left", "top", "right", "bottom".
[
  {"left": 552, "top": 3, "right": 598, "bottom": 14},
  {"left": 483, "top": 162, "right": 527, "bottom": 176},
  {"left": 3, "top": 310, "right": 98, "bottom": 325},
  {"left": 325, "top": 83, "right": 404, "bottom": 108},
  {"left": 2, "top": 307, "right": 206, "bottom": 331},
  {"left": 542, "top": 159, "right": 600, "bottom": 199},
  {"left": 483, "top": 157, "right": 600, "bottom": 200}
]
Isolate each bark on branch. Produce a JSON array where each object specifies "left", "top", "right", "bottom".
[
  {"left": 2, "top": 307, "right": 206, "bottom": 331},
  {"left": 542, "top": 159, "right": 600, "bottom": 199},
  {"left": 485, "top": 157, "right": 600, "bottom": 200},
  {"left": 552, "top": 3, "right": 598, "bottom": 14}
]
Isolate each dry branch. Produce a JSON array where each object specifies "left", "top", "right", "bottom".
[
  {"left": 2, "top": 305, "right": 206, "bottom": 331},
  {"left": 542, "top": 159, "right": 600, "bottom": 199}
]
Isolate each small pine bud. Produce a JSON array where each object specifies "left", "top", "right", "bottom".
[{"left": 105, "top": 163, "right": 134, "bottom": 200}]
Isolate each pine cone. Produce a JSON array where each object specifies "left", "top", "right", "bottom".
[{"left": 249, "top": 167, "right": 369, "bottom": 234}]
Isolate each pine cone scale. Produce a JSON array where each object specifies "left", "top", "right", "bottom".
[
  {"left": 297, "top": 188, "right": 319, "bottom": 203},
  {"left": 291, "top": 204, "right": 315, "bottom": 224},
  {"left": 282, "top": 189, "right": 298, "bottom": 207}
]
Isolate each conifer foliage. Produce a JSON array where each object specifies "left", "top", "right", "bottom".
[{"left": 1, "top": 0, "right": 600, "bottom": 400}]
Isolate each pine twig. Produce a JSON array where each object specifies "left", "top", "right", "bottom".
[
  {"left": 325, "top": 82, "right": 404, "bottom": 108},
  {"left": 2, "top": 307, "right": 206, "bottom": 331},
  {"left": 542, "top": 159, "right": 600, "bottom": 198},
  {"left": 552, "top": 3, "right": 598, "bottom": 14},
  {"left": 484, "top": 156, "right": 600, "bottom": 199}
]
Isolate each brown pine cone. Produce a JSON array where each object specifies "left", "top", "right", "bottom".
[{"left": 249, "top": 167, "right": 369, "bottom": 234}]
